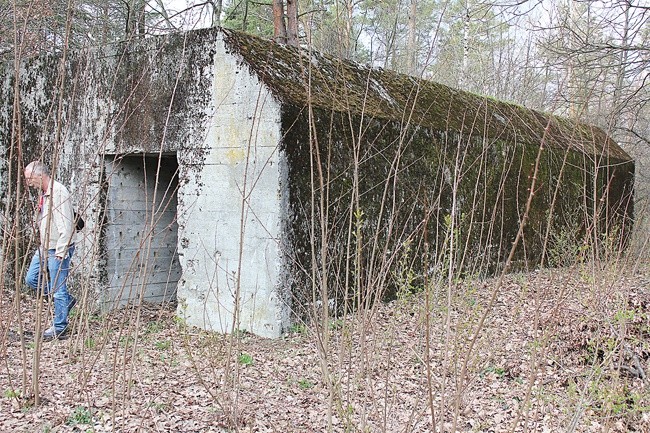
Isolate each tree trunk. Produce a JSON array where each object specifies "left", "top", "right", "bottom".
[
  {"left": 273, "top": 0, "right": 287, "bottom": 44},
  {"left": 101, "top": 2, "right": 109, "bottom": 44},
  {"left": 612, "top": 1, "right": 630, "bottom": 125},
  {"left": 211, "top": 0, "right": 223, "bottom": 28},
  {"left": 125, "top": 0, "right": 146, "bottom": 38},
  {"left": 137, "top": 0, "right": 145, "bottom": 36},
  {"left": 460, "top": 3, "right": 470, "bottom": 88},
  {"left": 286, "top": 0, "right": 298, "bottom": 46},
  {"left": 125, "top": 3, "right": 134, "bottom": 37},
  {"left": 344, "top": 0, "right": 354, "bottom": 59},
  {"left": 407, "top": 0, "right": 417, "bottom": 75}
]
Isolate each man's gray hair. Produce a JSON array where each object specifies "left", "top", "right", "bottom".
[{"left": 25, "top": 161, "right": 50, "bottom": 176}]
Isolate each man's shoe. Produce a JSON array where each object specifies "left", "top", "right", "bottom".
[
  {"left": 42, "top": 326, "right": 68, "bottom": 342},
  {"left": 68, "top": 296, "right": 77, "bottom": 313}
]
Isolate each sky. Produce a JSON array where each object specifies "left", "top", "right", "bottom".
[{"left": 162, "top": 0, "right": 213, "bottom": 30}]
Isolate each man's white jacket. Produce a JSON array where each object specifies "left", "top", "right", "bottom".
[{"left": 38, "top": 180, "right": 77, "bottom": 257}]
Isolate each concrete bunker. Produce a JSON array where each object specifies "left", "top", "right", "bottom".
[
  {"left": 0, "top": 27, "right": 635, "bottom": 338},
  {"left": 103, "top": 153, "right": 181, "bottom": 308}
]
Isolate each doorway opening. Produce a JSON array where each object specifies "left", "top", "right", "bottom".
[{"left": 103, "top": 153, "right": 181, "bottom": 307}]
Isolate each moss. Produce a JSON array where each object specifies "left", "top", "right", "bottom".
[
  {"left": 216, "top": 26, "right": 633, "bottom": 312},
  {"left": 281, "top": 102, "right": 634, "bottom": 315},
  {"left": 222, "top": 28, "right": 631, "bottom": 163}
]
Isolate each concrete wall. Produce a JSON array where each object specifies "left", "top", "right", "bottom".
[
  {"left": 0, "top": 29, "right": 290, "bottom": 338},
  {"left": 175, "top": 33, "right": 289, "bottom": 338}
]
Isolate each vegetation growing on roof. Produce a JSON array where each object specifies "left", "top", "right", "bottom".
[
  {"left": 216, "top": 24, "right": 636, "bottom": 313},
  {"left": 221, "top": 28, "right": 631, "bottom": 162}
]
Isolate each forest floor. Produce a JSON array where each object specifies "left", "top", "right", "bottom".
[{"left": 1, "top": 261, "right": 649, "bottom": 433}]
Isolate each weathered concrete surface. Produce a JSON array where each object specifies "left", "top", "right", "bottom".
[
  {"left": 0, "top": 29, "right": 290, "bottom": 338},
  {"left": 0, "top": 27, "right": 634, "bottom": 337},
  {"left": 176, "top": 32, "right": 288, "bottom": 336}
]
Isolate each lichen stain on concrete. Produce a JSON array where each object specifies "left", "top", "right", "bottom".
[{"left": 226, "top": 148, "right": 246, "bottom": 164}]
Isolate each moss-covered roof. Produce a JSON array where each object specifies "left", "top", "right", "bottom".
[{"left": 221, "top": 28, "right": 630, "bottom": 162}]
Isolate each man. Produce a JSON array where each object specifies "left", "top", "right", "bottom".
[{"left": 24, "top": 161, "right": 77, "bottom": 341}]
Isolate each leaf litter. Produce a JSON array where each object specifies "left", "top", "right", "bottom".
[{"left": 1, "top": 263, "right": 648, "bottom": 432}]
